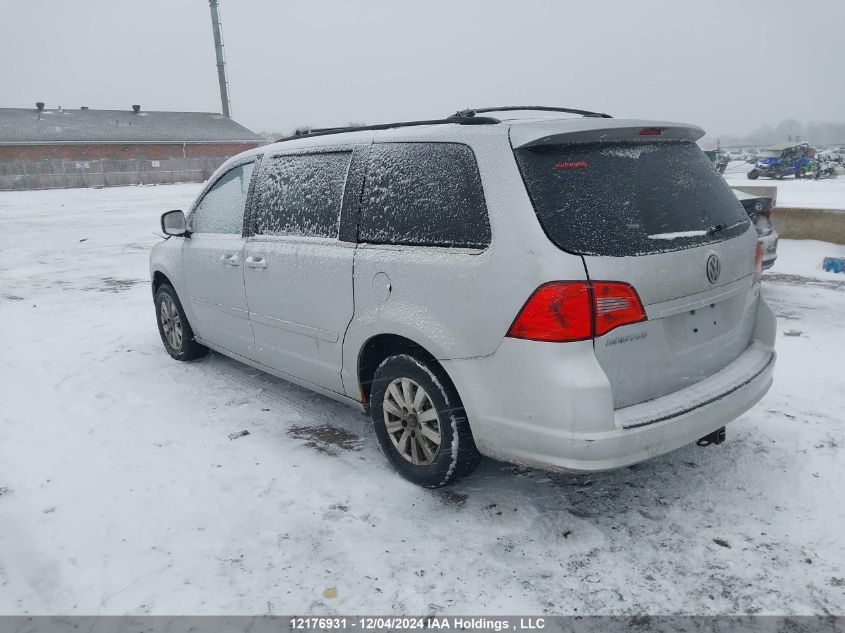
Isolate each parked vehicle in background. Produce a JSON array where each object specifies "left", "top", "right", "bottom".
[
  {"left": 747, "top": 142, "right": 812, "bottom": 179},
  {"left": 705, "top": 149, "right": 729, "bottom": 174},
  {"left": 150, "top": 106, "right": 776, "bottom": 487},
  {"left": 816, "top": 148, "right": 845, "bottom": 167},
  {"left": 733, "top": 190, "right": 778, "bottom": 269},
  {"left": 818, "top": 146, "right": 842, "bottom": 157},
  {"left": 806, "top": 155, "right": 839, "bottom": 180}
]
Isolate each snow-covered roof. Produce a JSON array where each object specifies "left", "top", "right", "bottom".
[{"left": 0, "top": 107, "right": 264, "bottom": 145}]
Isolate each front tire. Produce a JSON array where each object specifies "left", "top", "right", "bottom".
[
  {"left": 370, "top": 354, "right": 481, "bottom": 488},
  {"left": 747, "top": 169, "right": 760, "bottom": 180},
  {"left": 154, "top": 284, "right": 208, "bottom": 361}
]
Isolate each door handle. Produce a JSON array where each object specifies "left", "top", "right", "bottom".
[
  {"left": 221, "top": 254, "right": 240, "bottom": 266},
  {"left": 245, "top": 256, "right": 268, "bottom": 269}
]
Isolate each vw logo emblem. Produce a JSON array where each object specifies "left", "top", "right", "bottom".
[{"left": 706, "top": 254, "right": 721, "bottom": 284}]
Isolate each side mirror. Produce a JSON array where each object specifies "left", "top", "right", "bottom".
[{"left": 161, "top": 210, "right": 188, "bottom": 237}]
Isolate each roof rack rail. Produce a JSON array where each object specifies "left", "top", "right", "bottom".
[
  {"left": 449, "top": 106, "right": 612, "bottom": 120},
  {"left": 274, "top": 116, "right": 500, "bottom": 143}
]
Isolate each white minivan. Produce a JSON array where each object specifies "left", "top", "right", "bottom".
[{"left": 151, "top": 106, "right": 776, "bottom": 487}]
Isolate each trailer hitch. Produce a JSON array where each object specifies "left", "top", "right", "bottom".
[{"left": 697, "top": 427, "right": 726, "bottom": 447}]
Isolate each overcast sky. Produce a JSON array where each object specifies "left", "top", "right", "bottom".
[{"left": 2, "top": 0, "right": 843, "bottom": 137}]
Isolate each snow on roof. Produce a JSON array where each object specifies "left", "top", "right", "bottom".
[{"left": 0, "top": 107, "right": 264, "bottom": 144}]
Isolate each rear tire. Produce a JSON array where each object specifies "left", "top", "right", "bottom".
[
  {"left": 154, "top": 284, "right": 208, "bottom": 361},
  {"left": 370, "top": 354, "right": 481, "bottom": 488}
]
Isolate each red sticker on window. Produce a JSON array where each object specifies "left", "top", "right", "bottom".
[{"left": 554, "top": 161, "right": 588, "bottom": 169}]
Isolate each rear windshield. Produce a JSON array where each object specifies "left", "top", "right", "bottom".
[{"left": 513, "top": 141, "right": 749, "bottom": 256}]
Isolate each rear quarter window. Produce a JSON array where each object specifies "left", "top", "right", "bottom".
[
  {"left": 514, "top": 141, "right": 749, "bottom": 256},
  {"left": 359, "top": 142, "right": 491, "bottom": 249}
]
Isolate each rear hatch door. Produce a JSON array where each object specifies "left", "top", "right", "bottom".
[{"left": 512, "top": 122, "right": 759, "bottom": 409}]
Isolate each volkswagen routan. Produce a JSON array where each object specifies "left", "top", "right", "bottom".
[{"left": 151, "top": 106, "right": 776, "bottom": 487}]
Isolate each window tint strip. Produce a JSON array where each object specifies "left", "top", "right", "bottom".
[{"left": 339, "top": 144, "right": 369, "bottom": 243}]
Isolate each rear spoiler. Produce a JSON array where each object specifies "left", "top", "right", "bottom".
[{"left": 510, "top": 118, "right": 705, "bottom": 149}]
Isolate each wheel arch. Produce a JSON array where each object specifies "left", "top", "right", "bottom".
[
  {"left": 357, "top": 333, "right": 453, "bottom": 408},
  {"left": 150, "top": 257, "right": 197, "bottom": 331},
  {"left": 151, "top": 269, "right": 172, "bottom": 297}
]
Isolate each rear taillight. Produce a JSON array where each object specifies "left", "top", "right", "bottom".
[
  {"left": 507, "top": 281, "right": 646, "bottom": 342},
  {"left": 592, "top": 281, "right": 648, "bottom": 336},
  {"left": 506, "top": 282, "right": 592, "bottom": 342},
  {"left": 754, "top": 242, "right": 763, "bottom": 282}
]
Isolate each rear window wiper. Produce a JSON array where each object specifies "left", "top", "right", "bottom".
[{"left": 707, "top": 219, "right": 747, "bottom": 235}]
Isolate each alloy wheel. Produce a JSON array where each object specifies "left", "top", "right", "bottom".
[
  {"left": 160, "top": 297, "right": 183, "bottom": 350},
  {"left": 383, "top": 377, "right": 442, "bottom": 466}
]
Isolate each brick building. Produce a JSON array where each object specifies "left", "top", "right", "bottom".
[
  {"left": 0, "top": 103, "right": 263, "bottom": 161},
  {"left": 0, "top": 104, "right": 265, "bottom": 190}
]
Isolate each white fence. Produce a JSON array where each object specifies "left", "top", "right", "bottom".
[{"left": 0, "top": 157, "right": 228, "bottom": 191}]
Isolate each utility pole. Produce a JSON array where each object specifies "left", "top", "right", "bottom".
[{"left": 208, "top": 0, "right": 231, "bottom": 118}]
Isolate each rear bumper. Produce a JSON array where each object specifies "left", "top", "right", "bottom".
[
  {"left": 614, "top": 343, "right": 773, "bottom": 430},
  {"left": 442, "top": 299, "right": 776, "bottom": 473},
  {"left": 759, "top": 230, "right": 779, "bottom": 269}
]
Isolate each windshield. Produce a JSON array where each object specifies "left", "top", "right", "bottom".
[{"left": 513, "top": 140, "right": 750, "bottom": 256}]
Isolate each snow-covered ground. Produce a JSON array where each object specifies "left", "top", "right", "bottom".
[
  {"left": 1, "top": 184, "right": 844, "bottom": 616},
  {"left": 724, "top": 161, "right": 845, "bottom": 210}
]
